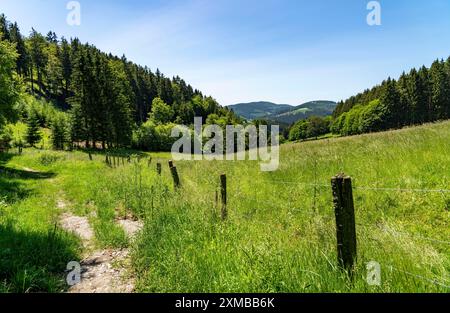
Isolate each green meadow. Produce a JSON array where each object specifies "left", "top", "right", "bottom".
[{"left": 0, "top": 121, "right": 449, "bottom": 292}]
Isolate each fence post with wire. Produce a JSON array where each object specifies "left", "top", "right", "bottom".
[{"left": 331, "top": 174, "right": 357, "bottom": 273}]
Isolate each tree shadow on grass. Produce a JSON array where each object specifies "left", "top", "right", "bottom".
[
  {"left": 0, "top": 221, "right": 80, "bottom": 293},
  {"left": 0, "top": 166, "right": 56, "bottom": 180},
  {"left": 0, "top": 152, "right": 56, "bottom": 204}
]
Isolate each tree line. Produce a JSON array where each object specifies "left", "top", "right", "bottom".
[
  {"left": 332, "top": 59, "right": 450, "bottom": 136},
  {"left": 0, "top": 14, "right": 237, "bottom": 150}
]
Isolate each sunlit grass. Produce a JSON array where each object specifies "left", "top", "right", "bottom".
[{"left": 0, "top": 121, "right": 449, "bottom": 292}]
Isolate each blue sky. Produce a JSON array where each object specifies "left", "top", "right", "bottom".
[{"left": 2, "top": 0, "right": 450, "bottom": 106}]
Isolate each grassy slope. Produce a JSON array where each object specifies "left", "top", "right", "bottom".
[
  {"left": 132, "top": 121, "right": 449, "bottom": 292},
  {"left": 0, "top": 121, "right": 449, "bottom": 292}
]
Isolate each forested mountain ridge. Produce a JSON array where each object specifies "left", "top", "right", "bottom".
[
  {"left": 266, "top": 100, "right": 337, "bottom": 124},
  {"left": 332, "top": 59, "right": 450, "bottom": 135},
  {"left": 227, "top": 101, "right": 292, "bottom": 120},
  {"left": 0, "top": 14, "right": 238, "bottom": 149},
  {"left": 228, "top": 100, "right": 337, "bottom": 125}
]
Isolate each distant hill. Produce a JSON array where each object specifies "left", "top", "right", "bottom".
[
  {"left": 227, "top": 101, "right": 292, "bottom": 120},
  {"left": 266, "top": 101, "right": 337, "bottom": 124}
]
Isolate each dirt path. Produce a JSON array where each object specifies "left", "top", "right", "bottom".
[{"left": 58, "top": 198, "right": 143, "bottom": 293}]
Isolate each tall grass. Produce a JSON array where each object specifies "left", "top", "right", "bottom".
[
  {"left": 0, "top": 121, "right": 449, "bottom": 292},
  {"left": 104, "top": 121, "right": 449, "bottom": 292}
]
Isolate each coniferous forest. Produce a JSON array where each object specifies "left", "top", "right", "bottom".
[
  {"left": 331, "top": 61, "right": 450, "bottom": 135},
  {"left": 0, "top": 14, "right": 238, "bottom": 151}
]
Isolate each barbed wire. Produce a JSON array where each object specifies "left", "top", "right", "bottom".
[
  {"left": 382, "top": 225, "right": 450, "bottom": 246},
  {"left": 386, "top": 264, "right": 450, "bottom": 289},
  {"left": 353, "top": 186, "right": 450, "bottom": 193},
  {"left": 229, "top": 178, "right": 449, "bottom": 193},
  {"left": 356, "top": 222, "right": 450, "bottom": 246}
]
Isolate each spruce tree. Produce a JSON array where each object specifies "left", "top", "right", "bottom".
[
  {"left": 60, "top": 37, "right": 72, "bottom": 101},
  {"left": 26, "top": 111, "right": 42, "bottom": 147},
  {"left": 380, "top": 78, "right": 401, "bottom": 129},
  {"left": 430, "top": 60, "right": 450, "bottom": 120},
  {"left": 9, "top": 22, "right": 28, "bottom": 77},
  {"left": 51, "top": 114, "right": 68, "bottom": 150},
  {"left": 28, "top": 28, "right": 47, "bottom": 93},
  {"left": 0, "top": 14, "right": 10, "bottom": 41},
  {"left": 46, "top": 44, "right": 64, "bottom": 98}
]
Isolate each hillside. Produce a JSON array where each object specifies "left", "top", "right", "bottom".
[
  {"left": 0, "top": 14, "right": 240, "bottom": 152},
  {"left": 267, "top": 100, "right": 337, "bottom": 124},
  {"left": 228, "top": 100, "right": 337, "bottom": 124},
  {"left": 1, "top": 120, "right": 448, "bottom": 292},
  {"left": 227, "top": 101, "right": 292, "bottom": 120},
  {"left": 331, "top": 59, "right": 450, "bottom": 137}
]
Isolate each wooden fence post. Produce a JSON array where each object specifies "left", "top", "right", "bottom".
[
  {"left": 220, "top": 174, "right": 227, "bottom": 221},
  {"left": 170, "top": 166, "right": 180, "bottom": 188},
  {"left": 331, "top": 174, "right": 357, "bottom": 273},
  {"left": 88, "top": 152, "right": 93, "bottom": 161},
  {"left": 156, "top": 163, "right": 162, "bottom": 175},
  {"left": 168, "top": 160, "right": 174, "bottom": 168},
  {"left": 215, "top": 190, "right": 218, "bottom": 209}
]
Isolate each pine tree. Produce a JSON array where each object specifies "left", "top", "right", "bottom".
[
  {"left": 46, "top": 44, "right": 64, "bottom": 97},
  {"left": 9, "top": 22, "right": 28, "bottom": 77},
  {"left": 0, "top": 14, "right": 10, "bottom": 41},
  {"left": 26, "top": 110, "right": 42, "bottom": 147},
  {"left": 397, "top": 72, "right": 410, "bottom": 125},
  {"left": 107, "top": 59, "right": 134, "bottom": 147},
  {"left": 417, "top": 66, "right": 431, "bottom": 123},
  {"left": 68, "top": 43, "right": 90, "bottom": 147},
  {"left": 46, "top": 31, "right": 58, "bottom": 44},
  {"left": 380, "top": 78, "right": 401, "bottom": 129},
  {"left": 28, "top": 28, "right": 48, "bottom": 93},
  {"left": 60, "top": 37, "right": 72, "bottom": 101},
  {"left": 430, "top": 60, "right": 450, "bottom": 120},
  {"left": 51, "top": 113, "right": 68, "bottom": 150}
]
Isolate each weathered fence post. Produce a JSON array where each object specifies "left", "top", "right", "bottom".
[
  {"left": 156, "top": 163, "right": 162, "bottom": 175},
  {"left": 220, "top": 174, "right": 227, "bottom": 221},
  {"left": 331, "top": 174, "right": 357, "bottom": 273},
  {"left": 88, "top": 152, "right": 93, "bottom": 161},
  {"left": 215, "top": 189, "right": 218, "bottom": 209},
  {"left": 168, "top": 160, "right": 174, "bottom": 168},
  {"left": 148, "top": 157, "right": 152, "bottom": 167},
  {"left": 106, "top": 154, "right": 110, "bottom": 166},
  {"left": 170, "top": 166, "right": 180, "bottom": 188}
]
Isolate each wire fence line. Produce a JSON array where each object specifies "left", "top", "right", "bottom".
[
  {"left": 224, "top": 188, "right": 448, "bottom": 247},
  {"left": 191, "top": 172, "right": 449, "bottom": 195},
  {"left": 193, "top": 174, "right": 450, "bottom": 289},
  {"left": 202, "top": 174, "right": 448, "bottom": 249},
  {"left": 355, "top": 222, "right": 450, "bottom": 247},
  {"left": 214, "top": 173, "right": 448, "bottom": 237},
  {"left": 262, "top": 179, "right": 450, "bottom": 194},
  {"left": 229, "top": 195, "right": 450, "bottom": 247},
  {"left": 386, "top": 265, "right": 450, "bottom": 289},
  {"left": 381, "top": 225, "right": 450, "bottom": 246},
  {"left": 353, "top": 186, "right": 450, "bottom": 193}
]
